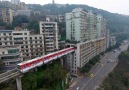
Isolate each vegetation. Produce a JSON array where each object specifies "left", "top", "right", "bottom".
[
  {"left": 81, "top": 55, "right": 100, "bottom": 73},
  {"left": 0, "top": 60, "right": 68, "bottom": 90},
  {"left": 99, "top": 47, "right": 129, "bottom": 90},
  {"left": 27, "top": 4, "right": 129, "bottom": 33}
]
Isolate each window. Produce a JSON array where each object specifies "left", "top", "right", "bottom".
[
  {"left": 14, "top": 42, "right": 23, "bottom": 44},
  {"left": 10, "top": 38, "right": 12, "bottom": 40},
  {"left": 25, "top": 37, "right": 27, "bottom": 40},
  {"left": 10, "top": 42, "right": 12, "bottom": 45},
  {"left": 3, "top": 33, "right": 6, "bottom": 35},
  {"left": 24, "top": 33, "right": 27, "bottom": 35},
  {"left": 8, "top": 49, "right": 19, "bottom": 53},
  {"left": 39, "top": 37, "right": 42, "bottom": 39},
  {"left": 4, "top": 38, "right": 6, "bottom": 40},
  {"left": 9, "top": 33, "right": 11, "bottom": 35},
  {"left": 2, "top": 52, "right": 5, "bottom": 54},
  {"left": 14, "top": 38, "right": 23, "bottom": 40},
  {"left": 30, "top": 37, "right": 32, "bottom": 39},
  {"left": 13, "top": 33, "right": 22, "bottom": 35},
  {"left": 35, "top": 37, "right": 37, "bottom": 39},
  {"left": 5, "top": 42, "right": 7, "bottom": 45}
]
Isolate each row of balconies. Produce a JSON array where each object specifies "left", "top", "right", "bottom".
[
  {"left": 0, "top": 52, "right": 20, "bottom": 57},
  {"left": 2, "top": 58, "right": 21, "bottom": 62}
]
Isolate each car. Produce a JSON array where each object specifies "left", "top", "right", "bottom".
[
  {"left": 76, "top": 87, "right": 80, "bottom": 90},
  {"left": 90, "top": 74, "right": 94, "bottom": 78},
  {"left": 107, "top": 61, "right": 109, "bottom": 63}
]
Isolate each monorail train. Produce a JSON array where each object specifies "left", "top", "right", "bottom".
[{"left": 17, "top": 47, "right": 76, "bottom": 73}]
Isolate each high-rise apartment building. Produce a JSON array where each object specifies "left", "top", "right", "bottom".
[
  {"left": 66, "top": 8, "right": 89, "bottom": 42},
  {"left": 0, "top": 29, "right": 45, "bottom": 60},
  {"left": 39, "top": 20, "right": 59, "bottom": 54},
  {"left": 88, "top": 11, "right": 97, "bottom": 40},
  {"left": 97, "top": 14, "right": 107, "bottom": 38},
  {"left": 66, "top": 8, "right": 107, "bottom": 76},
  {"left": 0, "top": 8, "right": 13, "bottom": 23}
]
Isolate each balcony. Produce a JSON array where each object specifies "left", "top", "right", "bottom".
[
  {"left": 0, "top": 53, "right": 20, "bottom": 57},
  {"left": 2, "top": 58, "right": 21, "bottom": 62}
]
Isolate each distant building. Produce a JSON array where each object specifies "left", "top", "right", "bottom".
[
  {"left": 15, "top": 10, "right": 31, "bottom": 17},
  {"left": 0, "top": 8, "right": 13, "bottom": 23},
  {"left": 110, "top": 36, "right": 116, "bottom": 46},
  {"left": 39, "top": 18, "right": 59, "bottom": 54},
  {"left": 52, "top": 0, "right": 55, "bottom": 4},
  {"left": 19, "top": 2, "right": 26, "bottom": 10},
  {"left": 97, "top": 14, "right": 106, "bottom": 38},
  {"left": 11, "top": 0, "right": 20, "bottom": 5},
  {"left": 57, "top": 15, "right": 65, "bottom": 22},
  {"left": 106, "top": 29, "right": 110, "bottom": 49},
  {"left": 1, "top": 0, "right": 11, "bottom": 8}
]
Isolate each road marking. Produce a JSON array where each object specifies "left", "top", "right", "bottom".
[{"left": 80, "top": 62, "right": 107, "bottom": 90}]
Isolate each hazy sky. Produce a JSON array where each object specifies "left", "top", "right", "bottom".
[{"left": 20, "top": 0, "right": 129, "bottom": 15}]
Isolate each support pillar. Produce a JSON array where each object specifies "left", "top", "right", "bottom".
[
  {"left": 16, "top": 77, "right": 22, "bottom": 90},
  {"left": 60, "top": 58, "right": 63, "bottom": 66}
]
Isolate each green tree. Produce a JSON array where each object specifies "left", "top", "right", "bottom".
[
  {"left": 28, "top": 20, "right": 39, "bottom": 34},
  {"left": 12, "top": 15, "right": 29, "bottom": 27}
]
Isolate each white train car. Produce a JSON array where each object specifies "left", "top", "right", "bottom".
[{"left": 17, "top": 57, "right": 43, "bottom": 73}]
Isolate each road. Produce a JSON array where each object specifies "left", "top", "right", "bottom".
[{"left": 69, "top": 43, "right": 128, "bottom": 90}]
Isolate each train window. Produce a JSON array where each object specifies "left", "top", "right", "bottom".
[
  {"left": 24, "top": 65, "right": 26, "bottom": 68},
  {"left": 17, "top": 65, "right": 21, "bottom": 70}
]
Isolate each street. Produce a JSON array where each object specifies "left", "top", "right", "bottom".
[{"left": 69, "top": 43, "right": 128, "bottom": 90}]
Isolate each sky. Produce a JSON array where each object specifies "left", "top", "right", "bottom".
[{"left": 20, "top": 0, "right": 129, "bottom": 15}]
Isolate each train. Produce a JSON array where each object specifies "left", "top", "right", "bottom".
[{"left": 17, "top": 47, "right": 76, "bottom": 73}]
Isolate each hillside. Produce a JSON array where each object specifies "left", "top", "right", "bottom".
[
  {"left": 99, "top": 49, "right": 129, "bottom": 90},
  {"left": 27, "top": 4, "right": 129, "bottom": 33}
]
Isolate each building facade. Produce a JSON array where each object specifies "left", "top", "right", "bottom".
[
  {"left": 15, "top": 10, "right": 31, "bottom": 17},
  {"left": 39, "top": 21, "right": 59, "bottom": 54},
  {"left": 66, "top": 38, "right": 106, "bottom": 76},
  {"left": 110, "top": 36, "right": 116, "bottom": 46},
  {"left": 11, "top": 0, "right": 20, "bottom": 5},
  {"left": 66, "top": 8, "right": 89, "bottom": 42},
  {"left": 0, "top": 29, "right": 45, "bottom": 60},
  {"left": 97, "top": 14, "right": 107, "bottom": 38},
  {"left": 0, "top": 45, "right": 23, "bottom": 67},
  {"left": 0, "top": 8, "right": 13, "bottom": 23},
  {"left": 88, "top": 11, "right": 97, "bottom": 40}
]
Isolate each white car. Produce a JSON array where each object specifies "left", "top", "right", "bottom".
[{"left": 77, "top": 87, "right": 80, "bottom": 90}]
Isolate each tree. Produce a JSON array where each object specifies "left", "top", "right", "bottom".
[
  {"left": 12, "top": 15, "right": 29, "bottom": 27},
  {"left": 28, "top": 20, "right": 39, "bottom": 34}
]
